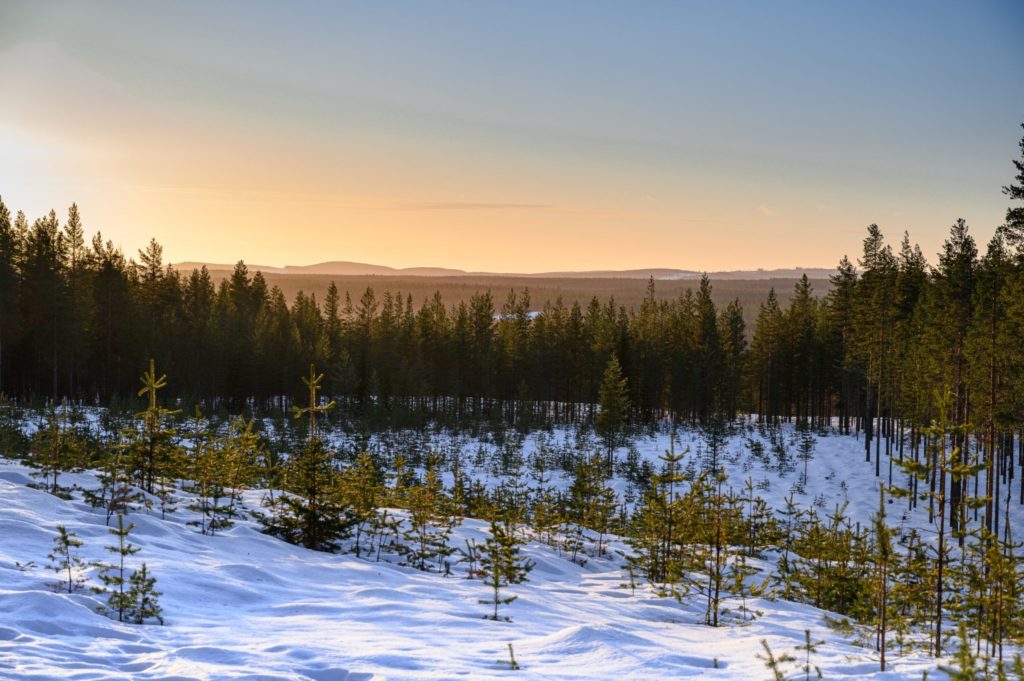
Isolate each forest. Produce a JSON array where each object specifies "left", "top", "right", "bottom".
[
  {"left": 2, "top": 134, "right": 1024, "bottom": 440},
  {"left": 1, "top": 130, "right": 1024, "bottom": 678}
]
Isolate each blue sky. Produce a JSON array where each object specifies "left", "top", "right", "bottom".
[{"left": 1, "top": 1, "right": 1022, "bottom": 270}]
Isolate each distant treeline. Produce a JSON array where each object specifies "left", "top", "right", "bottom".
[
  {"left": 1, "top": 131, "right": 1023, "bottom": 437},
  {"left": 174, "top": 268, "right": 826, "bottom": 323}
]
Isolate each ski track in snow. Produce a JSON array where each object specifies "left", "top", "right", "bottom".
[{"left": 0, "top": 422, "right": 995, "bottom": 680}]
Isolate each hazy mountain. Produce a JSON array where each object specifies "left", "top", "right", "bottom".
[{"left": 171, "top": 261, "right": 832, "bottom": 280}]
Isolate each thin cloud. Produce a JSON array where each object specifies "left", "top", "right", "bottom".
[
  {"left": 386, "top": 201, "right": 551, "bottom": 211},
  {"left": 130, "top": 185, "right": 551, "bottom": 211}
]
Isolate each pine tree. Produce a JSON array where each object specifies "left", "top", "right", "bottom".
[
  {"left": 274, "top": 436, "right": 351, "bottom": 552},
  {"left": 0, "top": 196, "right": 17, "bottom": 396},
  {"left": 694, "top": 274, "right": 724, "bottom": 422},
  {"left": 216, "top": 417, "right": 261, "bottom": 527},
  {"left": 568, "top": 453, "right": 618, "bottom": 559},
  {"left": 104, "top": 434, "right": 146, "bottom": 523},
  {"left": 939, "top": 622, "right": 981, "bottom": 681},
  {"left": 901, "top": 388, "right": 983, "bottom": 657},
  {"left": 719, "top": 298, "right": 747, "bottom": 419},
  {"left": 269, "top": 365, "right": 352, "bottom": 551},
  {"left": 340, "top": 451, "right": 382, "bottom": 558},
  {"left": 749, "top": 288, "right": 783, "bottom": 424},
  {"left": 871, "top": 485, "right": 894, "bottom": 671},
  {"left": 999, "top": 123, "right": 1024, "bottom": 249},
  {"left": 400, "top": 463, "right": 454, "bottom": 572},
  {"left": 691, "top": 469, "right": 739, "bottom": 627},
  {"left": 97, "top": 514, "right": 140, "bottom": 622},
  {"left": 774, "top": 492, "right": 805, "bottom": 600},
  {"left": 889, "top": 528, "right": 932, "bottom": 656},
  {"left": 528, "top": 462, "right": 560, "bottom": 547},
  {"left": 47, "top": 525, "right": 86, "bottom": 594},
  {"left": 727, "top": 549, "right": 763, "bottom": 623},
  {"left": 797, "top": 426, "right": 815, "bottom": 487},
  {"left": 127, "top": 359, "right": 181, "bottom": 500},
  {"left": 479, "top": 519, "right": 534, "bottom": 621},
  {"left": 852, "top": 223, "right": 898, "bottom": 473},
  {"left": 628, "top": 437, "right": 697, "bottom": 599},
  {"left": 595, "top": 354, "right": 630, "bottom": 472},
  {"left": 126, "top": 563, "right": 163, "bottom": 625},
  {"left": 185, "top": 408, "right": 219, "bottom": 535},
  {"left": 29, "top": 402, "right": 82, "bottom": 496},
  {"left": 794, "top": 629, "right": 824, "bottom": 681},
  {"left": 756, "top": 639, "right": 795, "bottom": 681},
  {"left": 19, "top": 210, "right": 68, "bottom": 399}
]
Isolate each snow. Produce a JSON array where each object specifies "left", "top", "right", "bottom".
[{"left": 0, "top": 422, "right": 979, "bottom": 680}]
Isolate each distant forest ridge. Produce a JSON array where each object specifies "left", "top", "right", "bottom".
[
  {"left": 171, "top": 260, "right": 836, "bottom": 281},
  {"left": 167, "top": 268, "right": 830, "bottom": 320}
]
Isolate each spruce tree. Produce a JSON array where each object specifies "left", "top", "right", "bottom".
[
  {"left": 400, "top": 464, "right": 455, "bottom": 572},
  {"left": 794, "top": 629, "right": 824, "bottom": 681},
  {"left": 568, "top": 453, "right": 618, "bottom": 559},
  {"left": 797, "top": 427, "right": 815, "bottom": 487},
  {"left": 97, "top": 514, "right": 140, "bottom": 622},
  {"left": 774, "top": 492, "right": 805, "bottom": 600},
  {"left": 756, "top": 639, "right": 795, "bottom": 681},
  {"left": 127, "top": 359, "right": 181, "bottom": 501},
  {"left": 340, "top": 451, "right": 382, "bottom": 558},
  {"left": 185, "top": 408, "right": 219, "bottom": 535},
  {"left": 628, "top": 438, "right": 702, "bottom": 600},
  {"left": 29, "top": 402, "right": 82, "bottom": 497},
  {"left": 999, "top": 123, "right": 1024, "bottom": 249},
  {"left": 269, "top": 365, "right": 352, "bottom": 551},
  {"left": 691, "top": 469, "right": 739, "bottom": 627},
  {"left": 47, "top": 525, "right": 86, "bottom": 594},
  {"left": 126, "top": 563, "right": 163, "bottom": 625},
  {"left": 727, "top": 549, "right": 763, "bottom": 623},
  {"left": 479, "top": 519, "right": 534, "bottom": 621},
  {"left": 0, "top": 196, "right": 16, "bottom": 396},
  {"left": 528, "top": 462, "right": 560, "bottom": 548},
  {"left": 104, "top": 435, "right": 145, "bottom": 524},
  {"left": 871, "top": 485, "right": 894, "bottom": 671},
  {"left": 892, "top": 388, "right": 981, "bottom": 657},
  {"left": 595, "top": 354, "right": 630, "bottom": 472}
]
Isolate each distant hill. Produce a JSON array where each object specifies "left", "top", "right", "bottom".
[
  {"left": 171, "top": 260, "right": 833, "bottom": 281},
  {"left": 168, "top": 261, "right": 834, "bottom": 324},
  {"left": 173, "top": 261, "right": 474, "bottom": 277}
]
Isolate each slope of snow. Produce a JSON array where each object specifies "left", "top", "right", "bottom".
[{"left": 0, "top": 423, "right": 978, "bottom": 679}]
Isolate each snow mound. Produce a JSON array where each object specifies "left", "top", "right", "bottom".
[{"left": 0, "top": 441, "right": 947, "bottom": 679}]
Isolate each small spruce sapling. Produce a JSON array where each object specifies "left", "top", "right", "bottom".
[
  {"left": 729, "top": 551, "right": 763, "bottom": 623},
  {"left": 480, "top": 519, "right": 534, "bottom": 621},
  {"left": 938, "top": 622, "right": 980, "bottom": 681},
  {"left": 30, "top": 403, "right": 81, "bottom": 496},
  {"left": 797, "top": 428, "right": 815, "bottom": 487},
  {"left": 47, "top": 525, "right": 86, "bottom": 593},
  {"left": 794, "top": 629, "right": 824, "bottom": 681},
  {"left": 460, "top": 538, "right": 483, "bottom": 579},
  {"left": 756, "top": 639, "right": 795, "bottom": 681},
  {"left": 502, "top": 642, "right": 520, "bottom": 671},
  {"left": 97, "top": 514, "right": 140, "bottom": 622},
  {"left": 126, "top": 563, "right": 163, "bottom": 625}
]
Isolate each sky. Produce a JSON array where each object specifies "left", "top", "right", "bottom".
[{"left": 1, "top": 1, "right": 1022, "bottom": 273}]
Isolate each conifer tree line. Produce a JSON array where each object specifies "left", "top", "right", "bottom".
[
  {"left": 1, "top": 126, "right": 1022, "bottom": 442},
  {"left": 0, "top": 129, "right": 1019, "bottom": 443}
]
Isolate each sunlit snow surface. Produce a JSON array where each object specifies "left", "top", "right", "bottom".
[{"left": 0, "top": 424, "right": 987, "bottom": 679}]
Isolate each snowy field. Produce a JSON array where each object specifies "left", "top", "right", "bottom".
[{"left": 0, "top": 422, "right": 996, "bottom": 680}]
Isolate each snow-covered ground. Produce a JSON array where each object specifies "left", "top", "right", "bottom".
[{"left": 0, "top": 423, "right": 988, "bottom": 680}]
